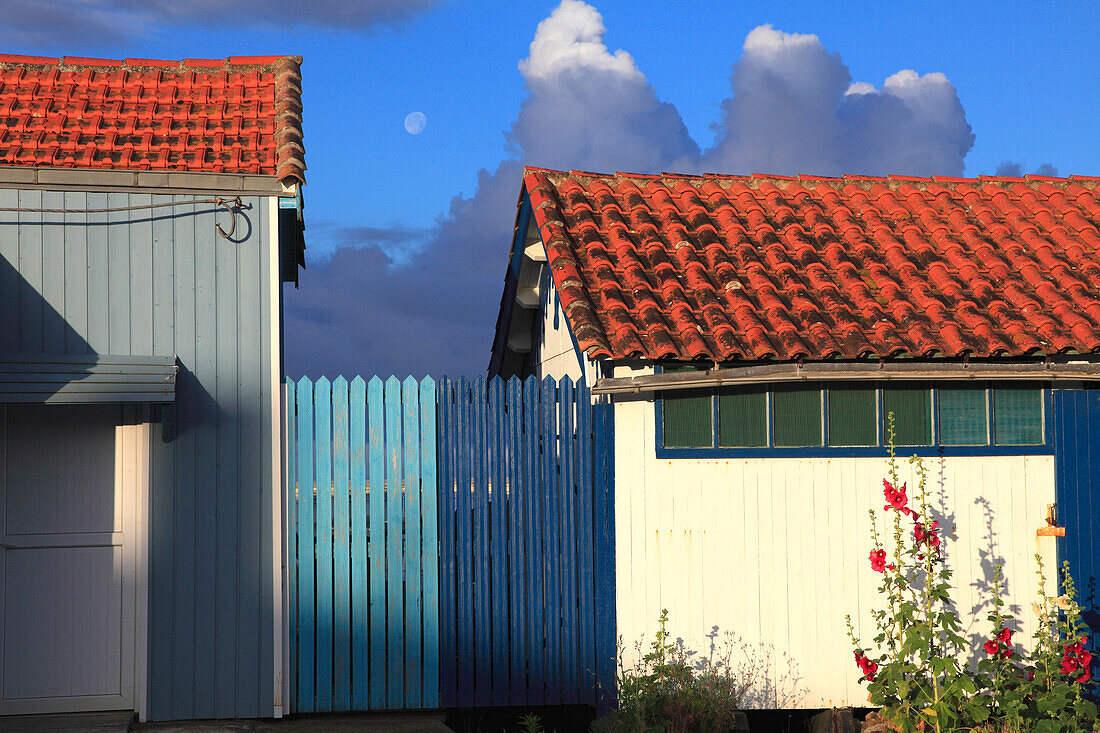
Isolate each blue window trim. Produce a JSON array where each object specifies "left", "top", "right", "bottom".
[{"left": 653, "top": 366, "right": 1055, "bottom": 459}]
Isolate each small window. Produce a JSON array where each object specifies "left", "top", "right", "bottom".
[
  {"left": 718, "top": 388, "right": 767, "bottom": 447},
  {"left": 883, "top": 385, "right": 932, "bottom": 445},
  {"left": 772, "top": 386, "right": 822, "bottom": 447},
  {"left": 993, "top": 387, "right": 1043, "bottom": 445},
  {"left": 662, "top": 389, "right": 711, "bottom": 447},
  {"left": 828, "top": 387, "right": 877, "bottom": 446},
  {"left": 938, "top": 386, "right": 988, "bottom": 446}
]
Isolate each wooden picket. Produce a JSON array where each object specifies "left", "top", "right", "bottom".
[
  {"left": 287, "top": 376, "right": 440, "bottom": 712},
  {"left": 287, "top": 374, "right": 615, "bottom": 713},
  {"left": 436, "top": 376, "right": 615, "bottom": 710}
]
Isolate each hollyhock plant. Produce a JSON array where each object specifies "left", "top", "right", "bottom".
[{"left": 846, "top": 413, "right": 1099, "bottom": 733}]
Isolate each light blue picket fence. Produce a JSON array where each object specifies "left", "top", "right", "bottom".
[
  {"left": 286, "top": 376, "right": 439, "bottom": 712},
  {"left": 285, "top": 375, "right": 615, "bottom": 714}
]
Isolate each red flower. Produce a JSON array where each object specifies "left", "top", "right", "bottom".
[
  {"left": 1077, "top": 668, "right": 1091, "bottom": 685},
  {"left": 883, "top": 479, "right": 912, "bottom": 516},
  {"left": 1001, "top": 648, "right": 1014, "bottom": 659},
  {"left": 1079, "top": 649, "right": 1093, "bottom": 668},
  {"left": 1061, "top": 656, "right": 1079, "bottom": 675},
  {"left": 983, "top": 640, "right": 999, "bottom": 655},
  {"left": 869, "top": 549, "right": 887, "bottom": 573},
  {"left": 854, "top": 651, "right": 879, "bottom": 681},
  {"left": 997, "top": 627, "right": 1013, "bottom": 644}
]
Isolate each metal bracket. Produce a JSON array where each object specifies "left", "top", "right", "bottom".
[{"left": 215, "top": 196, "right": 243, "bottom": 239}]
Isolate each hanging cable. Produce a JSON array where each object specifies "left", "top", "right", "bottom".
[{"left": 0, "top": 196, "right": 243, "bottom": 239}]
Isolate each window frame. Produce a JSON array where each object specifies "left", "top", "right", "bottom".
[{"left": 653, "top": 367, "right": 1054, "bottom": 458}]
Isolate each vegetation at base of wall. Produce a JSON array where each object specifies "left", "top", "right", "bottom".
[
  {"left": 591, "top": 609, "right": 767, "bottom": 733},
  {"left": 848, "top": 414, "right": 1099, "bottom": 733}
]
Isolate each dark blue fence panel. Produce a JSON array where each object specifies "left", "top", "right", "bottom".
[{"left": 437, "top": 375, "right": 614, "bottom": 709}]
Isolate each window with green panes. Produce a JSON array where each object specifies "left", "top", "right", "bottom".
[
  {"left": 772, "top": 385, "right": 823, "bottom": 446},
  {"left": 994, "top": 387, "right": 1044, "bottom": 445},
  {"left": 883, "top": 385, "right": 932, "bottom": 445},
  {"left": 938, "top": 386, "right": 988, "bottom": 445},
  {"left": 657, "top": 372, "right": 1047, "bottom": 451},
  {"left": 828, "top": 387, "right": 878, "bottom": 446},
  {"left": 718, "top": 388, "right": 767, "bottom": 447}
]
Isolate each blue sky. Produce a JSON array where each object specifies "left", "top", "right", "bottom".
[{"left": 7, "top": 1, "right": 1099, "bottom": 376}]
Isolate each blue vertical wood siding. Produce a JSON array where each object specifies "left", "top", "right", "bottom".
[
  {"left": 0, "top": 191, "right": 283, "bottom": 720},
  {"left": 1054, "top": 389, "right": 1100, "bottom": 665}
]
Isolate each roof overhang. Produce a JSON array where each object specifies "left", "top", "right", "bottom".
[
  {"left": 0, "top": 354, "right": 176, "bottom": 403},
  {"left": 0, "top": 166, "right": 296, "bottom": 197},
  {"left": 593, "top": 359, "right": 1100, "bottom": 395}
]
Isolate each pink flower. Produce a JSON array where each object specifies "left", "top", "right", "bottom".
[{"left": 869, "top": 549, "right": 887, "bottom": 573}]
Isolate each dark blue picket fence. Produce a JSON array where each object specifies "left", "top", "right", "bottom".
[{"left": 286, "top": 375, "right": 615, "bottom": 714}]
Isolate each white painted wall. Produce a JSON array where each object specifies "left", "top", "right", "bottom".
[
  {"left": 532, "top": 272, "right": 585, "bottom": 383},
  {"left": 611, "top": 368, "right": 1059, "bottom": 709}
]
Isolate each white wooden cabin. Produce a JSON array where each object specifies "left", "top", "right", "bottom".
[{"left": 489, "top": 167, "right": 1100, "bottom": 708}]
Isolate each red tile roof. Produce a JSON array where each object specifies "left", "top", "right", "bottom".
[
  {"left": 522, "top": 167, "right": 1100, "bottom": 362},
  {"left": 0, "top": 55, "right": 304, "bottom": 183}
]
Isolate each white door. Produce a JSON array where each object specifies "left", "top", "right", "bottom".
[{"left": 0, "top": 404, "right": 137, "bottom": 715}]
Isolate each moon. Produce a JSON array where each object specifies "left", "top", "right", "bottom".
[{"left": 404, "top": 111, "right": 427, "bottom": 135}]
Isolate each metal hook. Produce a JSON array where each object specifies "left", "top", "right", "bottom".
[{"left": 215, "top": 196, "right": 242, "bottom": 239}]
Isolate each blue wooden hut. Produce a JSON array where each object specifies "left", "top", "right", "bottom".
[{"left": 0, "top": 54, "right": 306, "bottom": 721}]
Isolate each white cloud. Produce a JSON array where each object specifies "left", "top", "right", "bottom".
[
  {"left": 519, "top": 0, "right": 643, "bottom": 84},
  {"left": 701, "top": 23, "right": 974, "bottom": 176},
  {"left": 507, "top": 0, "right": 698, "bottom": 173}
]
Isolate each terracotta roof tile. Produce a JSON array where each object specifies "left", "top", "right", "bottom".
[
  {"left": 0, "top": 54, "right": 305, "bottom": 183},
  {"left": 522, "top": 167, "right": 1100, "bottom": 361}
]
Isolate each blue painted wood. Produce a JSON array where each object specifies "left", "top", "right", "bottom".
[
  {"left": 471, "top": 377, "right": 491, "bottom": 707},
  {"left": 403, "top": 376, "right": 424, "bottom": 708},
  {"left": 593, "top": 400, "right": 617, "bottom": 715},
  {"left": 285, "top": 378, "right": 299, "bottom": 713},
  {"left": 524, "top": 376, "right": 544, "bottom": 705},
  {"left": 314, "top": 377, "right": 334, "bottom": 712},
  {"left": 419, "top": 377, "right": 441, "bottom": 710},
  {"left": 489, "top": 378, "right": 509, "bottom": 706},
  {"left": 349, "top": 377, "right": 369, "bottom": 711},
  {"left": 541, "top": 377, "right": 562, "bottom": 704},
  {"left": 0, "top": 192, "right": 285, "bottom": 719},
  {"left": 290, "top": 373, "right": 604, "bottom": 713},
  {"left": 575, "top": 382, "right": 596, "bottom": 706},
  {"left": 1055, "top": 388, "right": 1099, "bottom": 661},
  {"left": 384, "top": 376, "right": 405, "bottom": 709},
  {"left": 438, "top": 378, "right": 457, "bottom": 708},
  {"left": 367, "top": 377, "right": 387, "bottom": 709},
  {"left": 558, "top": 379, "right": 578, "bottom": 705},
  {"left": 295, "top": 377, "right": 316, "bottom": 713},
  {"left": 332, "top": 377, "right": 352, "bottom": 711},
  {"left": 505, "top": 376, "right": 527, "bottom": 706},
  {"left": 454, "top": 377, "right": 474, "bottom": 706}
]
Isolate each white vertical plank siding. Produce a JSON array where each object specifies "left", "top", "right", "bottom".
[{"left": 612, "top": 382, "right": 1059, "bottom": 709}]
